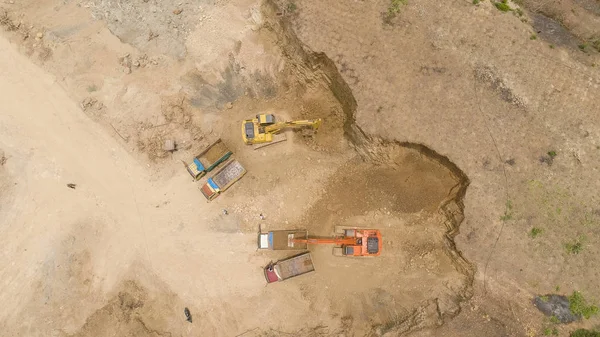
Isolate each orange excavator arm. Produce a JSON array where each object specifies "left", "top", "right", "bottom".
[{"left": 293, "top": 237, "right": 357, "bottom": 245}]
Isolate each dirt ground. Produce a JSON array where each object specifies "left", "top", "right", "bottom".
[{"left": 1, "top": 0, "right": 599, "bottom": 336}]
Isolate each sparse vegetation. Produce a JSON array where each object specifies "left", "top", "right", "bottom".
[
  {"left": 540, "top": 150, "right": 558, "bottom": 166},
  {"left": 569, "top": 291, "right": 599, "bottom": 319},
  {"left": 592, "top": 39, "right": 600, "bottom": 52},
  {"left": 388, "top": 0, "right": 407, "bottom": 15},
  {"left": 515, "top": 8, "right": 524, "bottom": 16},
  {"left": 564, "top": 236, "right": 585, "bottom": 255},
  {"left": 581, "top": 212, "right": 598, "bottom": 227},
  {"left": 544, "top": 327, "right": 559, "bottom": 336},
  {"left": 500, "top": 200, "right": 514, "bottom": 221},
  {"left": 87, "top": 84, "right": 98, "bottom": 92},
  {"left": 578, "top": 43, "right": 588, "bottom": 52},
  {"left": 540, "top": 295, "right": 549, "bottom": 302},
  {"left": 473, "top": 0, "right": 481, "bottom": 4},
  {"left": 571, "top": 329, "right": 600, "bottom": 337},
  {"left": 530, "top": 227, "right": 543, "bottom": 238},
  {"left": 550, "top": 315, "right": 560, "bottom": 324},
  {"left": 378, "top": 316, "right": 403, "bottom": 335},
  {"left": 286, "top": 2, "right": 297, "bottom": 12},
  {"left": 383, "top": 0, "right": 407, "bottom": 23},
  {"left": 549, "top": 44, "right": 555, "bottom": 49},
  {"left": 494, "top": 0, "right": 512, "bottom": 12},
  {"left": 530, "top": 33, "right": 537, "bottom": 40}
]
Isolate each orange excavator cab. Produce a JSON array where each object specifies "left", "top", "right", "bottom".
[
  {"left": 337, "top": 228, "right": 381, "bottom": 257},
  {"left": 292, "top": 228, "right": 382, "bottom": 257}
]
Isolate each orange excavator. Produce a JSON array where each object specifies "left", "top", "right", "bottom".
[{"left": 292, "top": 227, "right": 382, "bottom": 257}]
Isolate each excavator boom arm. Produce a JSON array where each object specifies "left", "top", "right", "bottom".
[
  {"left": 264, "top": 119, "right": 322, "bottom": 133},
  {"left": 293, "top": 237, "right": 357, "bottom": 245}
]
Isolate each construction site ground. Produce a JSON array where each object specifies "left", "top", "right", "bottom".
[{"left": 1, "top": 0, "right": 599, "bottom": 336}]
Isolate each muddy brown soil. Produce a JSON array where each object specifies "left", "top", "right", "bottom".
[{"left": 290, "top": 143, "right": 473, "bottom": 335}]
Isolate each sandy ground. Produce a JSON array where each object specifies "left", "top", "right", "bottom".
[
  {"left": 0, "top": 10, "right": 469, "bottom": 337},
  {"left": 1, "top": 0, "right": 600, "bottom": 336},
  {"left": 0, "top": 30, "right": 471, "bottom": 335}
]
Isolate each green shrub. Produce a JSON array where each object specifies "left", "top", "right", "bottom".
[
  {"left": 530, "top": 227, "right": 543, "bottom": 238},
  {"left": 388, "top": 0, "right": 407, "bottom": 15},
  {"left": 494, "top": 1, "right": 512, "bottom": 11},
  {"left": 571, "top": 329, "right": 600, "bottom": 337},
  {"left": 569, "top": 291, "right": 599, "bottom": 319},
  {"left": 565, "top": 236, "right": 585, "bottom": 254},
  {"left": 286, "top": 2, "right": 297, "bottom": 12}
]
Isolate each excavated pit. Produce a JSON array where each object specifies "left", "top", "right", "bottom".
[
  {"left": 1, "top": 2, "right": 474, "bottom": 336},
  {"left": 261, "top": 1, "right": 475, "bottom": 335}
]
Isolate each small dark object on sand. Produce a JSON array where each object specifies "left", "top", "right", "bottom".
[
  {"left": 67, "top": 183, "right": 77, "bottom": 189},
  {"left": 184, "top": 307, "right": 192, "bottom": 323}
]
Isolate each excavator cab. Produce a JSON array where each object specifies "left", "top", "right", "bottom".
[
  {"left": 243, "top": 121, "right": 255, "bottom": 142},
  {"left": 242, "top": 114, "right": 276, "bottom": 144},
  {"left": 337, "top": 236, "right": 380, "bottom": 257}
]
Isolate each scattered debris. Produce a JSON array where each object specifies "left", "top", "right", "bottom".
[
  {"left": 0, "top": 150, "right": 6, "bottom": 166},
  {"left": 173, "top": 8, "right": 183, "bottom": 15},
  {"left": 223, "top": 209, "right": 228, "bottom": 215},
  {"left": 163, "top": 139, "right": 177, "bottom": 152},
  {"left": 148, "top": 30, "right": 159, "bottom": 41},
  {"left": 80, "top": 97, "right": 104, "bottom": 112},
  {"left": 225, "top": 102, "right": 233, "bottom": 109},
  {"left": 119, "top": 53, "right": 132, "bottom": 74},
  {"left": 184, "top": 307, "right": 192, "bottom": 323},
  {"left": 533, "top": 294, "right": 579, "bottom": 323},
  {"left": 67, "top": 183, "right": 77, "bottom": 189},
  {"left": 259, "top": 213, "right": 265, "bottom": 220},
  {"left": 0, "top": 10, "right": 19, "bottom": 31}
]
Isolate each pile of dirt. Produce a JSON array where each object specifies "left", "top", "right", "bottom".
[
  {"left": 135, "top": 94, "right": 205, "bottom": 161},
  {"left": 69, "top": 280, "right": 177, "bottom": 337}
]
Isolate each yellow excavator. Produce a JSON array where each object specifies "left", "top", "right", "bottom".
[{"left": 242, "top": 114, "right": 322, "bottom": 145}]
